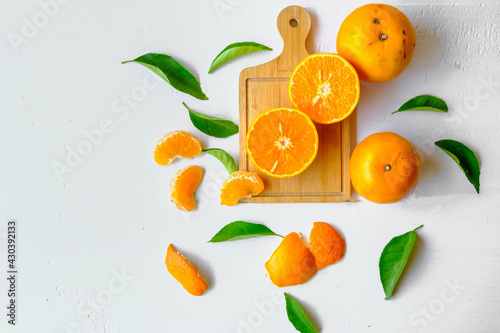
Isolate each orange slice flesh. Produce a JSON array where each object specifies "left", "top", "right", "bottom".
[
  {"left": 170, "top": 165, "right": 203, "bottom": 211},
  {"left": 265, "top": 232, "right": 317, "bottom": 287},
  {"left": 154, "top": 130, "right": 202, "bottom": 165},
  {"left": 310, "top": 222, "right": 346, "bottom": 270},
  {"left": 165, "top": 244, "right": 208, "bottom": 296},
  {"left": 289, "top": 53, "right": 360, "bottom": 124},
  {"left": 246, "top": 108, "right": 319, "bottom": 178},
  {"left": 220, "top": 171, "right": 264, "bottom": 206}
]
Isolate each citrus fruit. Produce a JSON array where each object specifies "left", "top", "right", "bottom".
[
  {"left": 349, "top": 132, "right": 422, "bottom": 203},
  {"left": 310, "top": 222, "right": 345, "bottom": 270},
  {"left": 265, "top": 232, "right": 317, "bottom": 287},
  {"left": 336, "top": 4, "right": 416, "bottom": 82},
  {"left": 220, "top": 171, "right": 264, "bottom": 206},
  {"left": 170, "top": 165, "right": 203, "bottom": 211},
  {"left": 165, "top": 244, "right": 208, "bottom": 296},
  {"left": 246, "top": 108, "right": 319, "bottom": 178},
  {"left": 154, "top": 130, "right": 202, "bottom": 165},
  {"left": 288, "top": 53, "right": 360, "bottom": 124}
]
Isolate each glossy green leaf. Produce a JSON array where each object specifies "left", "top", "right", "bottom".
[
  {"left": 379, "top": 225, "right": 423, "bottom": 300},
  {"left": 392, "top": 95, "right": 448, "bottom": 114},
  {"left": 208, "top": 42, "right": 272, "bottom": 74},
  {"left": 122, "top": 53, "right": 208, "bottom": 100},
  {"left": 183, "top": 102, "right": 238, "bottom": 138},
  {"left": 435, "top": 139, "right": 480, "bottom": 193},
  {"left": 203, "top": 148, "right": 238, "bottom": 174},
  {"left": 284, "top": 293, "right": 318, "bottom": 333},
  {"left": 208, "top": 221, "right": 282, "bottom": 243}
]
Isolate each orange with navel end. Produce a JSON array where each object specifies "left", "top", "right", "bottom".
[
  {"left": 310, "top": 222, "right": 346, "bottom": 270},
  {"left": 220, "top": 171, "right": 264, "bottom": 206},
  {"left": 170, "top": 165, "right": 204, "bottom": 211},
  {"left": 246, "top": 108, "right": 319, "bottom": 178},
  {"left": 288, "top": 53, "right": 360, "bottom": 124},
  {"left": 349, "top": 132, "right": 422, "bottom": 203},
  {"left": 154, "top": 130, "right": 202, "bottom": 165},
  {"left": 336, "top": 4, "right": 416, "bottom": 82},
  {"left": 165, "top": 244, "right": 208, "bottom": 296},
  {"left": 265, "top": 232, "right": 317, "bottom": 287}
]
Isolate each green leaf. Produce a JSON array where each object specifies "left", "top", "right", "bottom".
[
  {"left": 203, "top": 148, "right": 238, "bottom": 174},
  {"left": 379, "top": 225, "right": 423, "bottom": 300},
  {"left": 284, "top": 293, "right": 318, "bottom": 333},
  {"left": 435, "top": 139, "right": 480, "bottom": 193},
  {"left": 392, "top": 95, "right": 448, "bottom": 114},
  {"left": 183, "top": 102, "right": 239, "bottom": 138},
  {"left": 122, "top": 53, "right": 208, "bottom": 100},
  {"left": 208, "top": 42, "right": 272, "bottom": 74},
  {"left": 208, "top": 221, "right": 283, "bottom": 243}
]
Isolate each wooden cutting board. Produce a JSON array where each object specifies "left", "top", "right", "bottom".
[{"left": 239, "top": 5, "right": 352, "bottom": 203}]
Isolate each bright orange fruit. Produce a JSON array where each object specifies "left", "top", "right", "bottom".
[
  {"left": 336, "top": 4, "right": 416, "bottom": 82},
  {"left": 154, "top": 130, "right": 202, "bottom": 165},
  {"left": 349, "top": 132, "right": 422, "bottom": 203},
  {"left": 220, "top": 171, "right": 264, "bottom": 206},
  {"left": 265, "top": 232, "right": 317, "bottom": 287},
  {"left": 310, "top": 222, "right": 345, "bottom": 270},
  {"left": 165, "top": 244, "right": 208, "bottom": 296},
  {"left": 288, "top": 53, "right": 360, "bottom": 124},
  {"left": 246, "top": 108, "right": 318, "bottom": 178},
  {"left": 170, "top": 165, "right": 204, "bottom": 211}
]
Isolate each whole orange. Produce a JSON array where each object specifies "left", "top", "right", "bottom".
[
  {"left": 336, "top": 4, "right": 416, "bottom": 82},
  {"left": 349, "top": 132, "right": 421, "bottom": 203}
]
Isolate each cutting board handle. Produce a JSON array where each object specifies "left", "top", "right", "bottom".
[{"left": 276, "top": 6, "right": 311, "bottom": 60}]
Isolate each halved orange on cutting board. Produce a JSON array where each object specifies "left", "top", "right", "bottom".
[
  {"left": 289, "top": 53, "right": 360, "bottom": 124},
  {"left": 246, "top": 108, "right": 319, "bottom": 178}
]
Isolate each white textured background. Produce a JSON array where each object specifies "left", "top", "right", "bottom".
[{"left": 1, "top": 0, "right": 499, "bottom": 332}]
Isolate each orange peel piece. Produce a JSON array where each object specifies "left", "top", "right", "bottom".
[
  {"left": 310, "top": 222, "right": 345, "bottom": 270},
  {"left": 165, "top": 244, "right": 208, "bottom": 296},
  {"left": 170, "top": 165, "right": 203, "bottom": 211},
  {"left": 154, "top": 130, "right": 202, "bottom": 165},
  {"left": 220, "top": 171, "right": 264, "bottom": 206},
  {"left": 265, "top": 232, "right": 317, "bottom": 287}
]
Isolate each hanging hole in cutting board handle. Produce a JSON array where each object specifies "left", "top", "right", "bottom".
[{"left": 276, "top": 5, "right": 311, "bottom": 56}]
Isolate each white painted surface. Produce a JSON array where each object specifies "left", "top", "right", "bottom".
[{"left": 1, "top": 0, "right": 499, "bottom": 332}]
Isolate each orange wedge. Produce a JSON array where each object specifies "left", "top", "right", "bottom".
[
  {"left": 220, "top": 171, "right": 264, "bottom": 206},
  {"left": 154, "top": 130, "right": 202, "bottom": 165},
  {"left": 170, "top": 165, "right": 203, "bottom": 211},
  {"left": 289, "top": 53, "right": 360, "bottom": 124}
]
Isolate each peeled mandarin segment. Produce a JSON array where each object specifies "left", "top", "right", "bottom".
[
  {"left": 336, "top": 4, "right": 416, "bottom": 82},
  {"left": 310, "top": 222, "right": 346, "bottom": 270},
  {"left": 154, "top": 130, "right": 202, "bottom": 165},
  {"left": 265, "top": 232, "right": 317, "bottom": 287},
  {"left": 165, "top": 244, "right": 208, "bottom": 296},
  {"left": 349, "top": 132, "right": 422, "bottom": 203},
  {"left": 245, "top": 108, "right": 319, "bottom": 178},
  {"left": 288, "top": 53, "right": 360, "bottom": 124},
  {"left": 220, "top": 171, "right": 264, "bottom": 206},
  {"left": 170, "top": 165, "right": 204, "bottom": 211}
]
